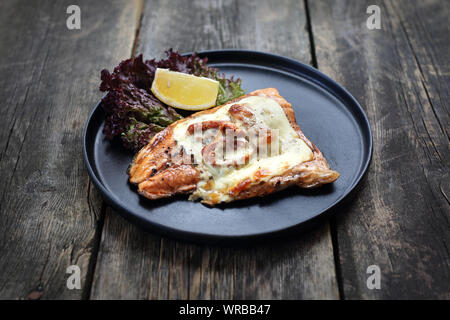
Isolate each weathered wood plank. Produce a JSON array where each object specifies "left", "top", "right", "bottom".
[
  {"left": 309, "top": 0, "right": 449, "bottom": 299},
  {"left": 137, "top": 0, "right": 312, "bottom": 64},
  {"left": 0, "top": 0, "right": 140, "bottom": 299},
  {"left": 91, "top": 0, "right": 339, "bottom": 299}
]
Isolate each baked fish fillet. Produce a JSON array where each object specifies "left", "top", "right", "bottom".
[{"left": 129, "top": 88, "right": 339, "bottom": 205}]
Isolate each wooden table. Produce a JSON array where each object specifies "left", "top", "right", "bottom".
[{"left": 0, "top": 0, "right": 448, "bottom": 300}]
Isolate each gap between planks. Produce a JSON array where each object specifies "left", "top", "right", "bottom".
[
  {"left": 304, "top": 0, "right": 344, "bottom": 299},
  {"left": 84, "top": 0, "right": 146, "bottom": 300}
]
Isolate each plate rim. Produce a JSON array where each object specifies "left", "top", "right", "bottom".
[{"left": 83, "top": 49, "right": 373, "bottom": 243}]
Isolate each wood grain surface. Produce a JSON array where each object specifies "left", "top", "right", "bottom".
[
  {"left": 309, "top": 0, "right": 449, "bottom": 299},
  {"left": 0, "top": 0, "right": 140, "bottom": 299},
  {"left": 0, "top": 0, "right": 448, "bottom": 300},
  {"left": 90, "top": 0, "right": 339, "bottom": 300}
]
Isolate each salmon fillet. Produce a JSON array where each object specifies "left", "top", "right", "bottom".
[{"left": 129, "top": 88, "right": 339, "bottom": 205}]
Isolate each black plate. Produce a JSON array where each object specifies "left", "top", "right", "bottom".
[{"left": 83, "top": 50, "right": 372, "bottom": 243}]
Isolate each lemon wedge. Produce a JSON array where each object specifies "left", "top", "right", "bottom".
[{"left": 151, "top": 68, "right": 219, "bottom": 110}]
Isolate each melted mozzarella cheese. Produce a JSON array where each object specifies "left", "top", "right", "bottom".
[{"left": 172, "top": 96, "right": 313, "bottom": 203}]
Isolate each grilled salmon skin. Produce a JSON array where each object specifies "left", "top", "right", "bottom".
[{"left": 129, "top": 88, "right": 339, "bottom": 205}]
